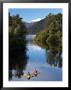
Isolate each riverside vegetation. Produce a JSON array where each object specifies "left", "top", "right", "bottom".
[
  {"left": 9, "top": 13, "right": 28, "bottom": 80},
  {"left": 9, "top": 13, "right": 62, "bottom": 80},
  {"left": 33, "top": 13, "right": 62, "bottom": 67}
]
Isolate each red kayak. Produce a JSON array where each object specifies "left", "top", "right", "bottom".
[{"left": 31, "top": 69, "right": 40, "bottom": 77}]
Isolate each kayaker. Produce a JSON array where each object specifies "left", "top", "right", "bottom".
[{"left": 31, "top": 69, "right": 40, "bottom": 77}]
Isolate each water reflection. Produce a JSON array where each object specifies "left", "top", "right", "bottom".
[
  {"left": 9, "top": 35, "right": 62, "bottom": 81},
  {"left": 26, "top": 35, "right": 62, "bottom": 69},
  {"left": 9, "top": 46, "right": 28, "bottom": 80},
  {"left": 46, "top": 49, "right": 62, "bottom": 68}
]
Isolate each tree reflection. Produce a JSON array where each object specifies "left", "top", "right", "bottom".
[
  {"left": 9, "top": 30, "right": 28, "bottom": 80},
  {"left": 9, "top": 13, "right": 28, "bottom": 80},
  {"left": 9, "top": 46, "right": 28, "bottom": 80},
  {"left": 46, "top": 49, "right": 62, "bottom": 68}
]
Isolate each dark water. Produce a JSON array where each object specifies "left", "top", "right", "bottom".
[{"left": 10, "top": 35, "right": 62, "bottom": 81}]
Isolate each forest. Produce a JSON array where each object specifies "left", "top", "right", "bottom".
[
  {"left": 33, "top": 13, "right": 62, "bottom": 67},
  {"left": 9, "top": 13, "right": 28, "bottom": 79}
]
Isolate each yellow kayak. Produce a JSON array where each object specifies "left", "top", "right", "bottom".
[{"left": 23, "top": 73, "right": 31, "bottom": 80}]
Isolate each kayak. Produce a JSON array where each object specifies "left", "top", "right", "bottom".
[
  {"left": 22, "top": 70, "right": 40, "bottom": 80},
  {"left": 31, "top": 70, "right": 40, "bottom": 77},
  {"left": 23, "top": 73, "right": 31, "bottom": 80}
]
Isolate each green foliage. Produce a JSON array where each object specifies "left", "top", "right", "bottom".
[
  {"left": 45, "top": 13, "right": 62, "bottom": 31},
  {"left": 9, "top": 13, "right": 27, "bottom": 36},
  {"left": 46, "top": 34, "right": 60, "bottom": 48},
  {"left": 33, "top": 13, "right": 62, "bottom": 54},
  {"left": 9, "top": 13, "right": 28, "bottom": 80},
  {"left": 9, "top": 13, "right": 27, "bottom": 46}
]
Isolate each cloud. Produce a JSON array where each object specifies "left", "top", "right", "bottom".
[{"left": 31, "top": 18, "right": 42, "bottom": 22}]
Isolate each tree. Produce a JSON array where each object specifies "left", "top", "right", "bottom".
[
  {"left": 9, "top": 13, "right": 28, "bottom": 80},
  {"left": 33, "top": 13, "right": 62, "bottom": 65}
]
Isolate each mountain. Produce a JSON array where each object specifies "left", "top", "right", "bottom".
[{"left": 24, "top": 18, "right": 46, "bottom": 34}]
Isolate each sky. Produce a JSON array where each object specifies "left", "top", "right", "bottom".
[{"left": 9, "top": 9, "right": 62, "bottom": 23}]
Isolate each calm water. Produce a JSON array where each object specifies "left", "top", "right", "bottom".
[{"left": 11, "top": 35, "right": 62, "bottom": 81}]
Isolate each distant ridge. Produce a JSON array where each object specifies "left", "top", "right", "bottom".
[{"left": 25, "top": 18, "right": 46, "bottom": 34}]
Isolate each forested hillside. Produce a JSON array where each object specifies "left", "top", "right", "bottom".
[
  {"left": 9, "top": 13, "right": 28, "bottom": 79},
  {"left": 33, "top": 13, "right": 62, "bottom": 65},
  {"left": 25, "top": 18, "right": 45, "bottom": 34}
]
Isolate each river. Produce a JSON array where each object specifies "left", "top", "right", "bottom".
[{"left": 11, "top": 35, "right": 62, "bottom": 81}]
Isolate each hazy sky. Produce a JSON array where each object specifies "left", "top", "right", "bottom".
[{"left": 9, "top": 9, "right": 62, "bottom": 23}]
